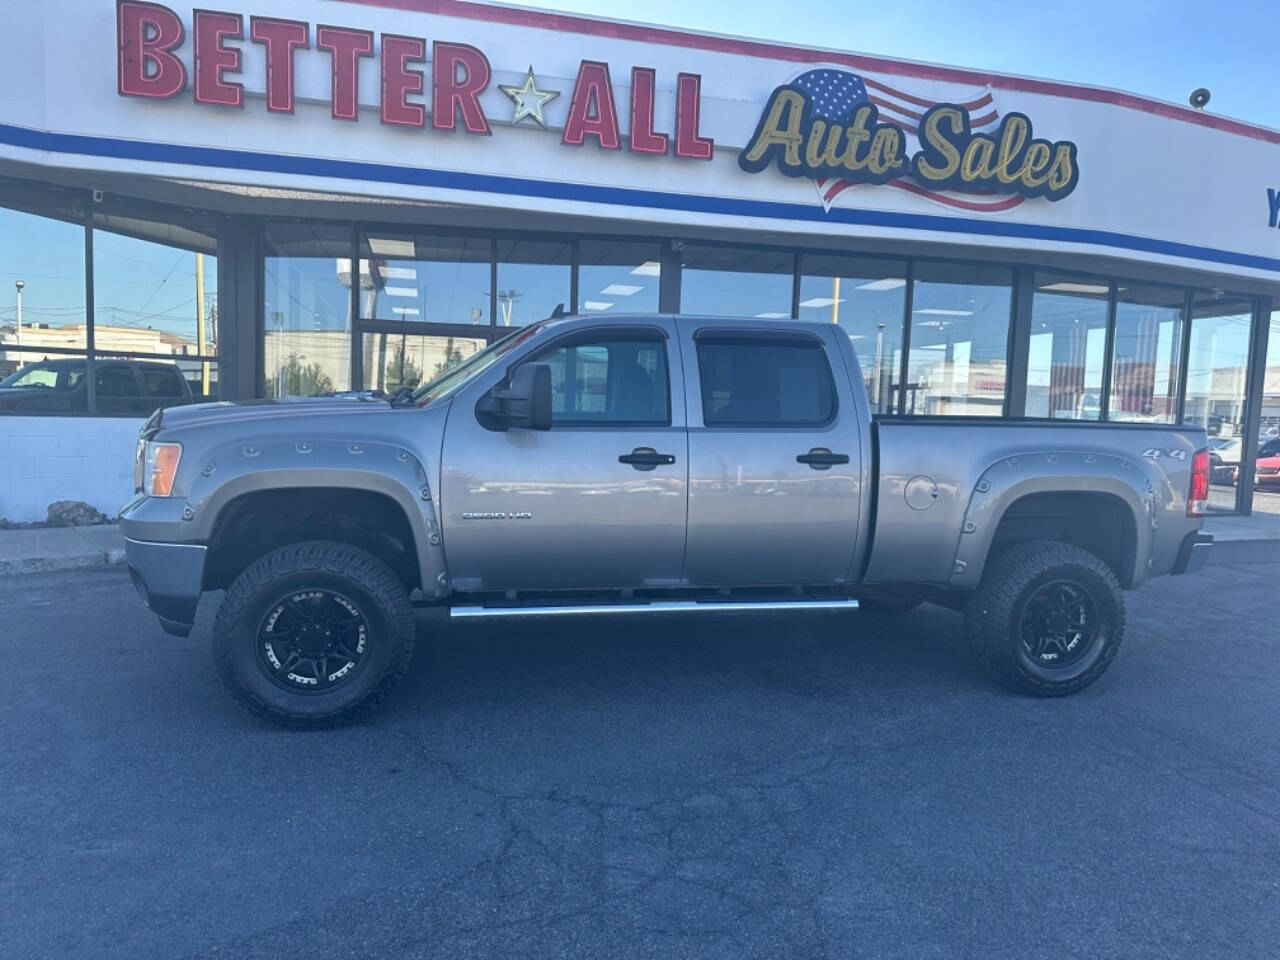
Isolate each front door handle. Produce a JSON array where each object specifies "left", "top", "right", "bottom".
[
  {"left": 619, "top": 447, "right": 676, "bottom": 471},
  {"left": 796, "top": 447, "right": 850, "bottom": 470}
]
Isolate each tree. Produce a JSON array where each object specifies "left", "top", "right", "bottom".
[
  {"left": 385, "top": 340, "right": 423, "bottom": 392},
  {"left": 267, "top": 355, "right": 334, "bottom": 398},
  {"left": 431, "top": 338, "right": 467, "bottom": 379}
]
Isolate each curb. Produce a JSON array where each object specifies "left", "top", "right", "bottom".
[{"left": 0, "top": 525, "right": 126, "bottom": 577}]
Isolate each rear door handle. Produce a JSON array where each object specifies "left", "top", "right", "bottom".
[
  {"left": 796, "top": 447, "right": 850, "bottom": 470},
  {"left": 619, "top": 447, "right": 676, "bottom": 471}
]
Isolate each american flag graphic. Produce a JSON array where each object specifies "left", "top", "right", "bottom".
[{"left": 790, "top": 67, "right": 1024, "bottom": 214}]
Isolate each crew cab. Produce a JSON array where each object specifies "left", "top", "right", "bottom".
[
  {"left": 120, "top": 314, "right": 1213, "bottom": 726},
  {"left": 0, "top": 357, "right": 195, "bottom": 415}
]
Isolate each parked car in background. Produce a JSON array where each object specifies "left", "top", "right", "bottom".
[
  {"left": 0, "top": 357, "right": 194, "bottom": 415},
  {"left": 1208, "top": 437, "right": 1242, "bottom": 484},
  {"left": 1234, "top": 451, "right": 1280, "bottom": 488}
]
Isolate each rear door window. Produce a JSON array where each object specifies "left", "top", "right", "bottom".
[
  {"left": 695, "top": 335, "right": 836, "bottom": 426},
  {"left": 96, "top": 365, "right": 140, "bottom": 397},
  {"left": 140, "top": 367, "right": 185, "bottom": 398}
]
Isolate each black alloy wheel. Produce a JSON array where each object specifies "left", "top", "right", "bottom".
[
  {"left": 1016, "top": 579, "right": 1099, "bottom": 669},
  {"left": 256, "top": 588, "right": 371, "bottom": 693}
]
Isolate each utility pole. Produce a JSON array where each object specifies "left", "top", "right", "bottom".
[
  {"left": 195, "top": 254, "right": 209, "bottom": 397},
  {"left": 14, "top": 280, "right": 23, "bottom": 346}
]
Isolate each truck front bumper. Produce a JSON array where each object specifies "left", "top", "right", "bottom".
[
  {"left": 125, "top": 537, "right": 206, "bottom": 637},
  {"left": 1172, "top": 532, "right": 1213, "bottom": 575}
]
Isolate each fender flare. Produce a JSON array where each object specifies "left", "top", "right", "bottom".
[
  {"left": 949, "top": 450, "right": 1160, "bottom": 590},
  {"left": 181, "top": 437, "right": 448, "bottom": 599}
]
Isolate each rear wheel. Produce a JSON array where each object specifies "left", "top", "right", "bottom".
[
  {"left": 965, "top": 540, "right": 1124, "bottom": 696},
  {"left": 213, "top": 541, "right": 415, "bottom": 727}
]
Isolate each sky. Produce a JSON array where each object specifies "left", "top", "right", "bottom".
[{"left": 503, "top": 0, "right": 1280, "bottom": 130}]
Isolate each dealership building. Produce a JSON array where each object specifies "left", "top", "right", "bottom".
[{"left": 1, "top": 0, "right": 1279, "bottom": 521}]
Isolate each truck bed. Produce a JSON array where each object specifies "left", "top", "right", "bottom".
[{"left": 863, "top": 417, "right": 1206, "bottom": 589}]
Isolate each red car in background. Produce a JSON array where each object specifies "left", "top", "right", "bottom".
[{"left": 1234, "top": 443, "right": 1280, "bottom": 488}]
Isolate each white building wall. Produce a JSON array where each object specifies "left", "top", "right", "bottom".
[{"left": 0, "top": 417, "right": 141, "bottom": 523}]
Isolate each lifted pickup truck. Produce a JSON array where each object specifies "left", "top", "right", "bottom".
[{"left": 121, "top": 314, "right": 1213, "bottom": 726}]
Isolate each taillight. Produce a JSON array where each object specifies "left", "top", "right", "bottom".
[{"left": 1188, "top": 448, "right": 1210, "bottom": 517}]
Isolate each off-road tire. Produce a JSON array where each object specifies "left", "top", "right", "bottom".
[
  {"left": 213, "top": 541, "right": 415, "bottom": 728},
  {"left": 965, "top": 540, "right": 1124, "bottom": 697}
]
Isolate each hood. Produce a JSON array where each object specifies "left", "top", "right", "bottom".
[{"left": 155, "top": 393, "right": 397, "bottom": 432}]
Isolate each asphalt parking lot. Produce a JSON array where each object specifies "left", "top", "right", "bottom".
[{"left": 2, "top": 543, "right": 1278, "bottom": 959}]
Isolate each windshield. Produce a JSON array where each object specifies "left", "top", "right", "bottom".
[
  {"left": 0, "top": 362, "right": 80, "bottom": 389},
  {"left": 411, "top": 324, "right": 542, "bottom": 405}
]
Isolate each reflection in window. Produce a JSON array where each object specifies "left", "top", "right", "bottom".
[
  {"left": 578, "top": 240, "right": 661, "bottom": 314},
  {"left": 1255, "top": 312, "right": 1280, "bottom": 518},
  {"left": 92, "top": 355, "right": 201, "bottom": 417},
  {"left": 0, "top": 204, "right": 86, "bottom": 352},
  {"left": 905, "top": 263, "right": 1012, "bottom": 416},
  {"left": 264, "top": 224, "right": 352, "bottom": 397},
  {"left": 679, "top": 245, "right": 794, "bottom": 318},
  {"left": 1109, "top": 285, "right": 1183, "bottom": 423},
  {"left": 1185, "top": 297, "right": 1255, "bottom": 513},
  {"left": 531, "top": 334, "right": 669, "bottom": 424},
  {"left": 799, "top": 255, "right": 905, "bottom": 413},
  {"left": 360, "top": 332, "right": 486, "bottom": 394},
  {"left": 93, "top": 214, "right": 218, "bottom": 400},
  {"left": 1183, "top": 297, "right": 1253, "bottom": 438},
  {"left": 1265, "top": 312, "right": 1280, "bottom": 446},
  {"left": 1027, "top": 274, "right": 1109, "bottom": 419},
  {"left": 496, "top": 239, "right": 571, "bottom": 327},
  {"left": 359, "top": 233, "right": 490, "bottom": 325},
  {"left": 0, "top": 354, "right": 89, "bottom": 413}
]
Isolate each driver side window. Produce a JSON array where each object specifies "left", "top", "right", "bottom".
[{"left": 529, "top": 333, "right": 669, "bottom": 426}]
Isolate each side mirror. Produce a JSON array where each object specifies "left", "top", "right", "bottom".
[{"left": 476, "top": 362, "right": 552, "bottom": 431}]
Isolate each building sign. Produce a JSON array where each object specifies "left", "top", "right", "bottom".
[
  {"left": 116, "top": 3, "right": 1077, "bottom": 216},
  {"left": 739, "top": 69, "right": 1079, "bottom": 210},
  {"left": 115, "top": 2, "right": 714, "bottom": 159},
  {"left": 19, "top": 0, "right": 1256, "bottom": 282}
]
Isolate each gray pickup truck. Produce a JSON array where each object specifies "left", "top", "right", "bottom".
[{"left": 120, "top": 314, "right": 1213, "bottom": 726}]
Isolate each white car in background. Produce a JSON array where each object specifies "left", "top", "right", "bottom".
[{"left": 1209, "top": 437, "right": 1243, "bottom": 484}]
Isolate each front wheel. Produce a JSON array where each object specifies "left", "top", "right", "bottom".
[
  {"left": 212, "top": 541, "right": 415, "bottom": 727},
  {"left": 965, "top": 540, "right": 1124, "bottom": 697}
]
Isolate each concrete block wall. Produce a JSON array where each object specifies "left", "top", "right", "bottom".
[{"left": 0, "top": 417, "right": 144, "bottom": 523}]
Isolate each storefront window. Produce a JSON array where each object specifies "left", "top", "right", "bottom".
[
  {"left": 679, "top": 244, "right": 794, "bottom": 318},
  {"left": 93, "top": 214, "right": 218, "bottom": 405},
  {"left": 1248, "top": 311, "right": 1280, "bottom": 518},
  {"left": 359, "top": 233, "right": 490, "bottom": 325},
  {"left": 798, "top": 255, "right": 906, "bottom": 414},
  {"left": 1184, "top": 296, "right": 1253, "bottom": 437},
  {"left": 0, "top": 203, "right": 87, "bottom": 361},
  {"left": 578, "top": 240, "right": 662, "bottom": 314},
  {"left": 1026, "top": 273, "right": 1110, "bottom": 419},
  {"left": 1108, "top": 284, "right": 1183, "bottom": 423},
  {"left": 495, "top": 238, "right": 571, "bottom": 327},
  {"left": 360, "top": 332, "right": 486, "bottom": 393},
  {"left": 264, "top": 224, "right": 352, "bottom": 397},
  {"left": 1183, "top": 296, "right": 1254, "bottom": 513},
  {"left": 905, "top": 263, "right": 1012, "bottom": 416}
]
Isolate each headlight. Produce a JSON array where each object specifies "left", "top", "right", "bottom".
[{"left": 142, "top": 441, "right": 182, "bottom": 497}]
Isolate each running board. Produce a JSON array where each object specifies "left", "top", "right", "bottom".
[{"left": 449, "top": 598, "right": 860, "bottom": 619}]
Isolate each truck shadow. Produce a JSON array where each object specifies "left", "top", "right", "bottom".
[{"left": 399, "top": 603, "right": 982, "bottom": 712}]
